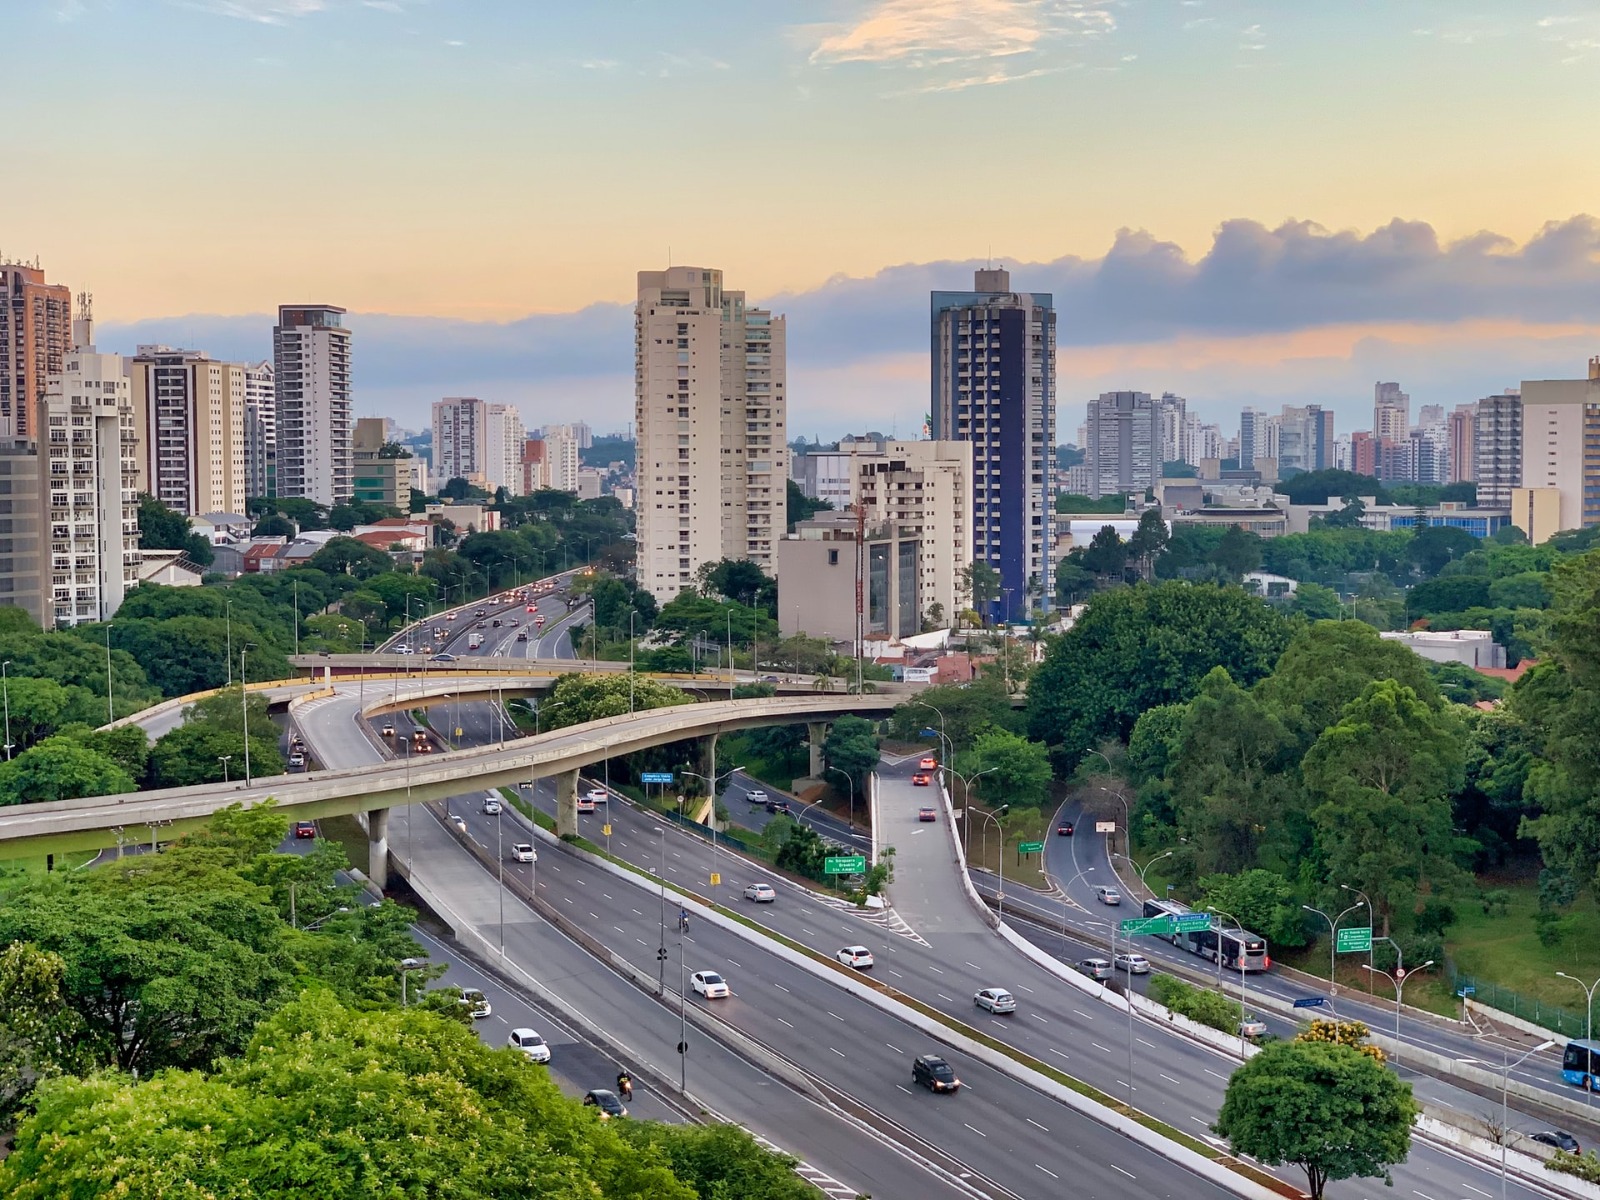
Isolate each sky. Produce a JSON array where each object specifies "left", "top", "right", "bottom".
[{"left": 12, "top": 0, "right": 1600, "bottom": 440}]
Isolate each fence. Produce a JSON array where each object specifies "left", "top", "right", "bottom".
[{"left": 1452, "top": 969, "right": 1591, "bottom": 1040}]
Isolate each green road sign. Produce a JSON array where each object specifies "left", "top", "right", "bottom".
[
  {"left": 824, "top": 855, "right": 867, "bottom": 875},
  {"left": 1336, "top": 926, "right": 1373, "bottom": 954},
  {"left": 1018, "top": 841, "right": 1045, "bottom": 854},
  {"left": 1176, "top": 913, "right": 1213, "bottom": 934},
  {"left": 1120, "top": 916, "right": 1176, "bottom": 936}
]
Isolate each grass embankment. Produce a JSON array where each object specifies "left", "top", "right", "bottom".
[{"left": 0, "top": 851, "right": 99, "bottom": 880}]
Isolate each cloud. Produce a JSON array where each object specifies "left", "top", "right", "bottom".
[
  {"left": 98, "top": 216, "right": 1600, "bottom": 438},
  {"left": 806, "top": 0, "right": 1113, "bottom": 69},
  {"left": 176, "top": 0, "right": 327, "bottom": 23}
]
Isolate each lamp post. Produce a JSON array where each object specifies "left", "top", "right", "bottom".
[
  {"left": 654, "top": 827, "right": 668, "bottom": 996},
  {"left": 1115, "top": 848, "right": 1174, "bottom": 899},
  {"left": 629, "top": 610, "right": 637, "bottom": 713},
  {"left": 682, "top": 765, "right": 742, "bottom": 900},
  {"left": 969, "top": 804, "right": 1011, "bottom": 921},
  {"left": 218, "top": 754, "right": 231, "bottom": 783},
  {"left": 399, "top": 957, "right": 425, "bottom": 1007},
  {"left": 726, "top": 609, "right": 734, "bottom": 692},
  {"left": 1, "top": 660, "right": 11, "bottom": 761},
  {"left": 1206, "top": 905, "right": 1250, "bottom": 1031},
  {"left": 1460, "top": 1040, "right": 1558, "bottom": 1200},
  {"left": 293, "top": 581, "right": 300, "bottom": 656},
  {"left": 1302, "top": 897, "right": 1366, "bottom": 1013},
  {"left": 911, "top": 698, "right": 952, "bottom": 778},
  {"left": 225, "top": 599, "right": 233, "bottom": 686},
  {"left": 824, "top": 765, "right": 857, "bottom": 832},
  {"left": 1361, "top": 943, "right": 1434, "bottom": 1070},
  {"left": 948, "top": 765, "right": 1000, "bottom": 860},
  {"left": 1561, "top": 972, "right": 1600, "bottom": 1107},
  {"left": 1340, "top": 884, "right": 1375, "bottom": 988},
  {"left": 240, "top": 644, "right": 254, "bottom": 784}
]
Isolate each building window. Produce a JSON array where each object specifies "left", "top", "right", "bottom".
[{"left": 828, "top": 548, "right": 839, "bottom": 565}]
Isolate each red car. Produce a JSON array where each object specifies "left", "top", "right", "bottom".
[
  {"left": 912, "top": 773, "right": 931, "bottom": 786},
  {"left": 1057, "top": 822, "right": 1075, "bottom": 837},
  {"left": 294, "top": 821, "right": 316, "bottom": 839},
  {"left": 919, "top": 756, "right": 938, "bottom": 771},
  {"left": 918, "top": 807, "right": 937, "bottom": 822}
]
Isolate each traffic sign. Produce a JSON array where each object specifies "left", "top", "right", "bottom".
[
  {"left": 709, "top": 872, "right": 721, "bottom": 887},
  {"left": 1018, "top": 841, "right": 1045, "bottom": 854},
  {"left": 640, "top": 772, "right": 675, "bottom": 784},
  {"left": 1120, "top": 916, "right": 1175, "bottom": 936},
  {"left": 1175, "top": 913, "right": 1213, "bottom": 934},
  {"left": 1095, "top": 821, "right": 1116, "bottom": 834},
  {"left": 824, "top": 855, "right": 867, "bottom": 875},
  {"left": 1293, "top": 996, "right": 1327, "bottom": 1009},
  {"left": 1335, "top": 926, "right": 1373, "bottom": 954},
  {"left": 1457, "top": 985, "right": 1476, "bottom": 998},
  {"left": 602, "top": 824, "right": 612, "bottom": 837}
]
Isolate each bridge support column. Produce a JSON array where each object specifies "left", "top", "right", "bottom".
[
  {"left": 807, "top": 722, "right": 829, "bottom": 779},
  {"left": 367, "top": 807, "right": 390, "bottom": 891},
  {"left": 554, "top": 768, "right": 580, "bottom": 839}
]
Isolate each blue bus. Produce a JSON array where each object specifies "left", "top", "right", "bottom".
[{"left": 1562, "top": 1040, "right": 1600, "bottom": 1090}]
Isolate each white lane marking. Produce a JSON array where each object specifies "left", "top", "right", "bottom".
[
  {"left": 1092, "top": 1042, "right": 1113, "bottom": 1054},
  {"left": 938, "top": 994, "right": 955, "bottom": 1002},
  {"left": 632, "top": 909, "right": 643, "bottom": 916},
  {"left": 1049, "top": 1047, "right": 1069, "bottom": 1059},
  {"left": 886, "top": 1044, "right": 903, "bottom": 1054},
  {"left": 801, "top": 928, "right": 815, "bottom": 936},
  {"left": 897, "top": 1085, "right": 912, "bottom": 1095},
  {"left": 774, "top": 983, "right": 790, "bottom": 993},
  {"left": 1016, "top": 984, "right": 1034, "bottom": 993},
  {"left": 888, "top": 969, "right": 904, "bottom": 979},
  {"left": 964, "top": 961, "right": 981, "bottom": 970},
  {"left": 777, "top": 1017, "right": 794, "bottom": 1028},
  {"left": 1111, "top": 1165, "right": 1135, "bottom": 1179},
  {"left": 1159, "top": 1073, "right": 1182, "bottom": 1085},
  {"left": 1204, "top": 1068, "right": 1228, "bottom": 1081},
  {"left": 1462, "top": 1187, "right": 1492, "bottom": 1199},
  {"left": 1030, "top": 1013, "right": 1049, "bottom": 1023},
  {"left": 830, "top": 1047, "right": 846, "bottom": 1058},
  {"left": 1073, "top": 1009, "right": 1094, "bottom": 1020},
  {"left": 1035, "top": 1165, "right": 1058, "bottom": 1179},
  {"left": 614, "top": 926, "right": 625, "bottom": 935},
  {"left": 963, "top": 1123, "right": 987, "bottom": 1138},
  {"left": 827, "top": 1011, "right": 845, "bottom": 1022},
  {"left": 1137, "top": 1038, "right": 1156, "bottom": 1049},
  {"left": 928, "top": 966, "right": 944, "bottom": 974},
  {"left": 1026, "top": 1118, "right": 1049, "bottom": 1132},
  {"left": 728, "top": 960, "right": 740, "bottom": 968},
  {"left": 636, "top": 939, "right": 648, "bottom": 946}
]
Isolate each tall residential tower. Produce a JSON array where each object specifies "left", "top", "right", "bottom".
[
  {"left": 0, "top": 261, "right": 72, "bottom": 440},
  {"left": 273, "top": 305, "right": 352, "bottom": 507},
  {"left": 931, "top": 268, "right": 1055, "bottom": 619},
  {"left": 127, "top": 346, "right": 248, "bottom": 516},
  {"left": 634, "top": 266, "right": 787, "bottom": 605}
]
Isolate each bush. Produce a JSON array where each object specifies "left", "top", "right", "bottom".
[
  {"left": 1546, "top": 1150, "right": 1600, "bottom": 1183},
  {"left": 1294, "top": 1019, "right": 1386, "bottom": 1064},
  {"left": 1148, "top": 974, "right": 1244, "bottom": 1033}
]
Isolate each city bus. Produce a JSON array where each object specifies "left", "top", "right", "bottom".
[
  {"left": 1141, "top": 898, "right": 1272, "bottom": 972},
  {"left": 1563, "top": 1040, "right": 1600, "bottom": 1091}
]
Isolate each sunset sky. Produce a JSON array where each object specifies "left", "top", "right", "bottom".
[{"left": 13, "top": 0, "right": 1600, "bottom": 437}]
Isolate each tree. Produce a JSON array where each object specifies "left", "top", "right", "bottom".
[
  {"left": 308, "top": 536, "right": 392, "bottom": 580},
  {"left": 1210, "top": 525, "right": 1263, "bottom": 579},
  {"left": 823, "top": 714, "right": 880, "bottom": 793},
  {"left": 886, "top": 676, "right": 1022, "bottom": 752},
  {"left": 538, "top": 671, "right": 692, "bottom": 731},
  {"left": 786, "top": 478, "right": 832, "bottom": 530},
  {"left": 1406, "top": 576, "right": 1491, "bottom": 621},
  {"left": 619, "top": 1121, "right": 820, "bottom": 1200},
  {"left": 148, "top": 689, "right": 284, "bottom": 788},
  {"left": 702, "top": 558, "right": 771, "bottom": 609},
  {"left": 1407, "top": 524, "right": 1478, "bottom": 579},
  {"left": 960, "top": 728, "right": 1052, "bottom": 808},
  {"left": 253, "top": 512, "right": 296, "bottom": 538},
  {"left": 1054, "top": 556, "right": 1097, "bottom": 605},
  {"left": 1302, "top": 680, "right": 1467, "bottom": 935},
  {"left": 137, "top": 494, "right": 214, "bottom": 565},
  {"left": 1213, "top": 1040, "right": 1417, "bottom": 1200},
  {"left": 0, "top": 736, "right": 134, "bottom": 806},
  {"left": 1026, "top": 582, "right": 1292, "bottom": 766},
  {"left": 1288, "top": 581, "right": 1343, "bottom": 621},
  {"left": 960, "top": 560, "right": 1001, "bottom": 621},
  {"left": 0, "top": 942, "right": 83, "bottom": 1117},
  {"left": 1277, "top": 469, "right": 1387, "bottom": 506},
  {"left": 1127, "top": 509, "right": 1170, "bottom": 580},
  {"left": 0, "top": 675, "right": 76, "bottom": 752},
  {"left": 1079, "top": 525, "right": 1129, "bottom": 582},
  {"left": 1295, "top": 1018, "right": 1386, "bottom": 1063},
  {"left": 1198, "top": 868, "right": 1309, "bottom": 948}
]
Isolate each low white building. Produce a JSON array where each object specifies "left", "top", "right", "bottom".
[{"left": 1380, "top": 629, "right": 1505, "bottom": 669}]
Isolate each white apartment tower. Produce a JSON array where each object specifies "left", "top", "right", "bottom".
[
  {"left": 42, "top": 297, "right": 140, "bottom": 625},
  {"left": 274, "top": 304, "right": 352, "bottom": 507},
  {"left": 1374, "top": 382, "right": 1410, "bottom": 441},
  {"left": 635, "top": 266, "right": 787, "bottom": 605},
  {"left": 433, "top": 397, "right": 524, "bottom": 495},
  {"left": 1519, "top": 363, "right": 1600, "bottom": 535},
  {"left": 243, "top": 360, "right": 274, "bottom": 500},
  {"left": 127, "top": 346, "right": 247, "bottom": 517},
  {"left": 543, "top": 429, "right": 580, "bottom": 493},
  {"left": 853, "top": 440, "right": 972, "bottom": 629}
]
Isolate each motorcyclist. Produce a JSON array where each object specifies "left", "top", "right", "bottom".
[
  {"left": 616, "top": 1070, "right": 633, "bottom": 1100},
  {"left": 678, "top": 908, "right": 690, "bottom": 933}
]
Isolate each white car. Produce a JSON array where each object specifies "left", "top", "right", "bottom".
[
  {"left": 1114, "top": 952, "right": 1151, "bottom": 974},
  {"left": 1239, "top": 1015, "right": 1268, "bottom": 1039},
  {"left": 745, "top": 789, "right": 768, "bottom": 806},
  {"left": 974, "top": 987, "right": 1017, "bottom": 1014},
  {"left": 508, "top": 1028, "right": 550, "bottom": 1062},
  {"left": 837, "top": 946, "right": 875, "bottom": 970},
  {"left": 690, "top": 970, "right": 730, "bottom": 999},
  {"left": 483, "top": 798, "right": 502, "bottom": 815},
  {"left": 394, "top": 645, "right": 415, "bottom": 655},
  {"left": 587, "top": 788, "right": 608, "bottom": 805},
  {"left": 743, "top": 882, "right": 776, "bottom": 903},
  {"left": 511, "top": 843, "right": 536, "bottom": 863},
  {"left": 1095, "top": 885, "right": 1123, "bottom": 906},
  {"left": 459, "top": 987, "right": 491, "bottom": 1019}
]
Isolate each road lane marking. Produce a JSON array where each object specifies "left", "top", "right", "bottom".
[
  {"left": 888, "top": 969, "right": 904, "bottom": 979},
  {"left": 827, "top": 1012, "right": 845, "bottom": 1021},
  {"left": 830, "top": 1047, "right": 846, "bottom": 1057},
  {"left": 1160, "top": 1073, "right": 1182, "bottom": 1085},
  {"left": 1092, "top": 1042, "right": 1112, "bottom": 1053},
  {"left": 1048, "top": 1047, "right": 1069, "bottom": 1059},
  {"left": 964, "top": 961, "right": 981, "bottom": 970},
  {"left": 1073, "top": 1009, "right": 1094, "bottom": 1020},
  {"left": 1035, "top": 1165, "right": 1058, "bottom": 1179},
  {"left": 614, "top": 927, "right": 625, "bottom": 935},
  {"left": 928, "top": 966, "right": 944, "bottom": 974},
  {"left": 1137, "top": 1038, "right": 1156, "bottom": 1049},
  {"left": 938, "top": 994, "right": 955, "bottom": 1002},
  {"left": 897, "top": 1085, "right": 912, "bottom": 1095},
  {"left": 777, "top": 1017, "right": 794, "bottom": 1028},
  {"left": 1016, "top": 984, "right": 1034, "bottom": 993},
  {"left": 963, "top": 1123, "right": 987, "bottom": 1138},
  {"left": 886, "top": 1044, "right": 903, "bottom": 1054},
  {"left": 774, "top": 983, "right": 790, "bottom": 993},
  {"left": 1030, "top": 1013, "right": 1049, "bottom": 1023},
  {"left": 632, "top": 909, "right": 643, "bottom": 916},
  {"left": 1111, "top": 1165, "right": 1135, "bottom": 1179},
  {"left": 1026, "top": 1118, "right": 1048, "bottom": 1132},
  {"left": 1462, "top": 1186, "right": 1491, "bottom": 1199},
  {"left": 1204, "top": 1068, "right": 1228, "bottom": 1080}
]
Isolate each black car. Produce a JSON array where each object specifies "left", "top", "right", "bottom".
[
  {"left": 1056, "top": 821, "right": 1074, "bottom": 837},
  {"left": 1534, "top": 1130, "right": 1580, "bottom": 1154},
  {"left": 912, "top": 1054, "right": 962, "bottom": 1093},
  {"left": 583, "top": 1089, "right": 627, "bottom": 1119}
]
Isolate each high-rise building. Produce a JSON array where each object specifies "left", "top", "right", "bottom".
[
  {"left": 519, "top": 437, "right": 546, "bottom": 494},
  {"left": 852, "top": 440, "right": 972, "bottom": 629},
  {"left": 127, "top": 346, "right": 247, "bottom": 517},
  {"left": 543, "top": 428, "right": 580, "bottom": 492},
  {"left": 1155, "top": 392, "right": 1186, "bottom": 466},
  {"left": 1238, "top": 407, "right": 1265, "bottom": 469},
  {"left": 274, "top": 305, "right": 352, "bottom": 507},
  {"left": 352, "top": 417, "right": 407, "bottom": 508},
  {"left": 1374, "top": 382, "right": 1410, "bottom": 441},
  {"left": 1474, "top": 391, "right": 1521, "bottom": 506},
  {"left": 0, "top": 439, "right": 44, "bottom": 626},
  {"left": 1085, "top": 391, "right": 1156, "bottom": 499},
  {"left": 1518, "top": 361, "right": 1600, "bottom": 536},
  {"left": 243, "top": 360, "right": 275, "bottom": 501},
  {"left": 931, "top": 268, "right": 1055, "bottom": 618},
  {"left": 1276, "top": 404, "right": 1334, "bottom": 473},
  {"left": 635, "top": 266, "right": 787, "bottom": 604},
  {"left": 1447, "top": 403, "right": 1478, "bottom": 485},
  {"left": 431, "top": 397, "right": 523, "bottom": 494},
  {"left": 41, "top": 298, "right": 140, "bottom": 625},
  {"left": 0, "top": 261, "right": 72, "bottom": 440}
]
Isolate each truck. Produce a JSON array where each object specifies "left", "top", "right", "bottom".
[{"left": 467, "top": 632, "right": 483, "bottom": 650}]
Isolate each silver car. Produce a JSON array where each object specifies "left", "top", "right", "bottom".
[
  {"left": 1095, "top": 886, "right": 1122, "bottom": 906},
  {"left": 1078, "top": 958, "right": 1114, "bottom": 982},
  {"left": 1114, "top": 952, "right": 1150, "bottom": 975},
  {"left": 974, "top": 987, "right": 1017, "bottom": 1014}
]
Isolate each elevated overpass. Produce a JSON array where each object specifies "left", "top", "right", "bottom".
[{"left": 6, "top": 691, "right": 900, "bottom": 883}]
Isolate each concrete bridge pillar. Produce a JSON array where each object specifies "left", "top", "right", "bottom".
[
  {"left": 700, "top": 733, "right": 719, "bottom": 787},
  {"left": 367, "top": 806, "right": 390, "bottom": 890},
  {"left": 807, "top": 721, "right": 829, "bottom": 779},
  {"left": 554, "top": 768, "right": 580, "bottom": 838}
]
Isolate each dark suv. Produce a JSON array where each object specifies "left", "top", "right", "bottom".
[{"left": 912, "top": 1054, "right": 962, "bottom": 1093}]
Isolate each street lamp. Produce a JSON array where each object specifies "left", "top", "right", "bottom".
[
  {"left": 824, "top": 765, "right": 857, "bottom": 832},
  {"left": 1561, "top": 972, "right": 1600, "bottom": 1107},
  {"left": 1114, "top": 848, "right": 1174, "bottom": 898},
  {"left": 1206, "top": 905, "right": 1250, "bottom": 1033},
  {"left": 911, "top": 698, "right": 953, "bottom": 776},
  {"left": 969, "top": 803, "right": 1011, "bottom": 921},
  {"left": 1303, "top": 897, "right": 1366, "bottom": 1013},
  {"left": 682, "top": 765, "right": 742, "bottom": 899},
  {"left": 218, "top": 754, "right": 232, "bottom": 783},
  {"left": 240, "top": 643, "right": 255, "bottom": 784},
  {"left": 945, "top": 764, "right": 999, "bottom": 859},
  {"left": 1, "top": 659, "right": 11, "bottom": 761},
  {"left": 1459, "top": 1040, "right": 1558, "bottom": 1200},
  {"left": 1360, "top": 942, "right": 1434, "bottom": 1070},
  {"left": 1340, "top": 884, "right": 1375, "bottom": 987},
  {"left": 399, "top": 957, "right": 426, "bottom": 1007}
]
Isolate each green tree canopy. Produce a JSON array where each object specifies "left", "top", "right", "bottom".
[
  {"left": 0, "top": 941, "right": 83, "bottom": 1117},
  {"left": 886, "top": 675, "right": 1022, "bottom": 752},
  {"left": 0, "top": 735, "right": 135, "bottom": 807},
  {"left": 822, "top": 714, "right": 881, "bottom": 794},
  {"left": 1198, "top": 868, "right": 1309, "bottom": 948},
  {"left": 959, "top": 728, "right": 1052, "bottom": 808},
  {"left": 1026, "top": 582, "right": 1292, "bottom": 767},
  {"left": 1213, "top": 1040, "right": 1417, "bottom": 1200},
  {"left": 308, "top": 537, "right": 393, "bottom": 579},
  {"left": 538, "top": 671, "right": 692, "bottom": 732}
]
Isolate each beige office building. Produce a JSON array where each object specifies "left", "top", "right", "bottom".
[
  {"left": 127, "top": 346, "right": 247, "bottom": 517},
  {"left": 778, "top": 511, "right": 919, "bottom": 645},
  {"left": 635, "top": 266, "right": 786, "bottom": 604},
  {"left": 1518, "top": 359, "right": 1600, "bottom": 540},
  {"left": 852, "top": 440, "right": 971, "bottom": 628}
]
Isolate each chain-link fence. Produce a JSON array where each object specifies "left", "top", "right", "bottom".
[{"left": 1453, "top": 970, "right": 1591, "bottom": 1040}]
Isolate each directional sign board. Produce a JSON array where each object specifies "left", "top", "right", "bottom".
[
  {"left": 1120, "top": 916, "right": 1175, "bottom": 936},
  {"left": 639, "top": 772, "right": 675, "bottom": 784},
  {"left": 1018, "top": 841, "right": 1045, "bottom": 854},
  {"left": 1095, "top": 821, "right": 1116, "bottom": 834},
  {"left": 1335, "top": 926, "right": 1373, "bottom": 954},
  {"left": 1293, "top": 996, "right": 1327, "bottom": 1009},
  {"left": 824, "top": 855, "right": 867, "bottom": 875},
  {"left": 1175, "top": 913, "right": 1213, "bottom": 934}
]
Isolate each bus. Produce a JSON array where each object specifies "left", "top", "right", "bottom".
[
  {"left": 1563, "top": 1040, "right": 1600, "bottom": 1091},
  {"left": 1140, "top": 899, "right": 1272, "bottom": 973}
]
